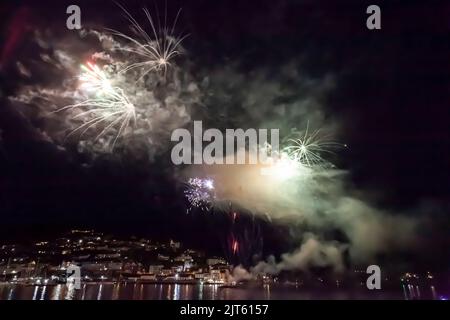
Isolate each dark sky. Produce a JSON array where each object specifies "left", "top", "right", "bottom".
[{"left": 0, "top": 0, "right": 449, "bottom": 263}]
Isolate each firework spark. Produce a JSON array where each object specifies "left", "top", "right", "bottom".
[
  {"left": 232, "top": 240, "right": 239, "bottom": 254},
  {"left": 222, "top": 206, "right": 263, "bottom": 267},
  {"left": 184, "top": 177, "right": 216, "bottom": 213},
  {"left": 109, "top": 4, "right": 187, "bottom": 78}
]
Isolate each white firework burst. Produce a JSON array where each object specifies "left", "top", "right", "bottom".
[
  {"left": 78, "top": 62, "right": 114, "bottom": 95},
  {"left": 56, "top": 63, "right": 136, "bottom": 151},
  {"left": 282, "top": 124, "right": 343, "bottom": 169},
  {"left": 109, "top": 3, "right": 187, "bottom": 78}
]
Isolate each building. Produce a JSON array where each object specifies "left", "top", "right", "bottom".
[
  {"left": 169, "top": 240, "right": 181, "bottom": 250},
  {"left": 204, "top": 269, "right": 227, "bottom": 284},
  {"left": 148, "top": 265, "right": 164, "bottom": 274},
  {"left": 206, "top": 257, "right": 227, "bottom": 266}
]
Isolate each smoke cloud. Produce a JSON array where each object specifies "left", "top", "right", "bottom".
[
  {"left": 185, "top": 60, "right": 421, "bottom": 272},
  {"left": 252, "top": 234, "right": 346, "bottom": 275}
]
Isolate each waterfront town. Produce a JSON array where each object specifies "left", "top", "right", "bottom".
[
  {"left": 0, "top": 230, "right": 445, "bottom": 300},
  {"left": 0, "top": 230, "right": 233, "bottom": 285}
]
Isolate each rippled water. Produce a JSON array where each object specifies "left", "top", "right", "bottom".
[{"left": 0, "top": 283, "right": 430, "bottom": 300}]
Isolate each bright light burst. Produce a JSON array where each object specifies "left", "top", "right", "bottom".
[
  {"left": 109, "top": 4, "right": 187, "bottom": 78},
  {"left": 260, "top": 124, "right": 344, "bottom": 181},
  {"left": 184, "top": 177, "right": 216, "bottom": 213},
  {"left": 260, "top": 152, "right": 309, "bottom": 181},
  {"left": 79, "top": 62, "right": 114, "bottom": 95},
  {"left": 57, "top": 63, "right": 136, "bottom": 150}
]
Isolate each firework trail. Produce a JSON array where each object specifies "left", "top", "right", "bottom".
[
  {"left": 223, "top": 205, "right": 263, "bottom": 268},
  {"left": 184, "top": 177, "right": 216, "bottom": 213}
]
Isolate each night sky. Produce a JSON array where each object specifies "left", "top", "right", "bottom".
[{"left": 0, "top": 0, "right": 449, "bottom": 270}]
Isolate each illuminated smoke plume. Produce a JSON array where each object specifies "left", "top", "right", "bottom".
[
  {"left": 252, "top": 234, "right": 346, "bottom": 275},
  {"left": 184, "top": 62, "right": 419, "bottom": 272}
]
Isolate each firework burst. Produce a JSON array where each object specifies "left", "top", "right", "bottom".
[
  {"left": 282, "top": 124, "right": 344, "bottom": 169},
  {"left": 109, "top": 4, "right": 187, "bottom": 78},
  {"left": 184, "top": 177, "right": 216, "bottom": 213},
  {"left": 56, "top": 63, "right": 136, "bottom": 151},
  {"left": 260, "top": 124, "right": 344, "bottom": 181},
  {"left": 79, "top": 62, "right": 115, "bottom": 95}
]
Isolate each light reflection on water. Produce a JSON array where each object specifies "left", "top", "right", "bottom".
[
  {"left": 39, "top": 285, "right": 47, "bottom": 300},
  {"left": 32, "top": 286, "right": 39, "bottom": 300},
  {"left": 0, "top": 283, "right": 440, "bottom": 300}
]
